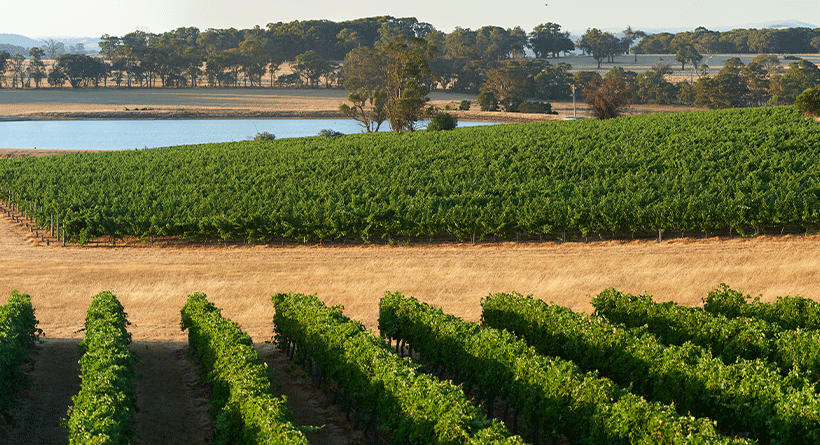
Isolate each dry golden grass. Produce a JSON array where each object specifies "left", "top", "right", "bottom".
[
  {"left": 1, "top": 211, "right": 818, "bottom": 343},
  {"left": 0, "top": 86, "right": 703, "bottom": 127}
]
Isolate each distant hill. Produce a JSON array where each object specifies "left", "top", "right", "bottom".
[
  {"left": 0, "top": 43, "right": 29, "bottom": 56},
  {"left": 0, "top": 33, "right": 44, "bottom": 49}
]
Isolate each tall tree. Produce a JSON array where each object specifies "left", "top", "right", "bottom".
[
  {"left": 292, "top": 50, "right": 332, "bottom": 88},
  {"left": 9, "top": 53, "right": 26, "bottom": 88},
  {"left": 339, "top": 46, "right": 388, "bottom": 132},
  {"left": 528, "top": 23, "right": 574, "bottom": 58},
  {"left": 579, "top": 28, "right": 620, "bottom": 69},
  {"left": 341, "top": 35, "right": 436, "bottom": 132},
  {"left": 0, "top": 51, "right": 9, "bottom": 88},
  {"left": 675, "top": 43, "right": 702, "bottom": 71},
  {"left": 621, "top": 26, "right": 647, "bottom": 61},
  {"left": 28, "top": 48, "right": 47, "bottom": 88},
  {"left": 41, "top": 39, "right": 65, "bottom": 66}
]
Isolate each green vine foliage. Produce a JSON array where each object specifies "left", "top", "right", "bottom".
[
  {"left": 482, "top": 291, "right": 820, "bottom": 443},
  {"left": 592, "top": 288, "right": 820, "bottom": 382},
  {"left": 180, "top": 292, "right": 309, "bottom": 445},
  {"left": 703, "top": 284, "right": 820, "bottom": 331},
  {"left": 380, "top": 292, "right": 750, "bottom": 445},
  {"left": 1, "top": 107, "right": 819, "bottom": 244},
  {"left": 0, "top": 291, "right": 41, "bottom": 425},
  {"left": 270, "top": 292, "right": 520, "bottom": 444},
  {"left": 65, "top": 291, "right": 137, "bottom": 445}
]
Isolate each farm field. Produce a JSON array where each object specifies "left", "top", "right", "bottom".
[
  {"left": 2, "top": 203, "right": 820, "bottom": 442},
  {"left": 1, "top": 105, "right": 819, "bottom": 442}
]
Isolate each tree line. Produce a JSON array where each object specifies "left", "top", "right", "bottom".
[
  {"left": 634, "top": 27, "right": 820, "bottom": 56},
  {"left": 0, "top": 17, "right": 819, "bottom": 123}
]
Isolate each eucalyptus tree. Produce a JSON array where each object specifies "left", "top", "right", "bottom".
[
  {"left": 529, "top": 23, "right": 574, "bottom": 58},
  {"left": 0, "top": 51, "right": 9, "bottom": 88},
  {"left": 28, "top": 48, "right": 47, "bottom": 88},
  {"left": 9, "top": 53, "right": 26, "bottom": 88}
]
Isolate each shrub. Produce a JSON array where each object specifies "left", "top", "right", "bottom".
[
  {"left": 318, "top": 129, "right": 344, "bottom": 137},
  {"left": 253, "top": 131, "right": 276, "bottom": 141},
  {"left": 458, "top": 100, "right": 471, "bottom": 111},
  {"left": 426, "top": 112, "right": 458, "bottom": 131},
  {"left": 517, "top": 101, "right": 553, "bottom": 114},
  {"left": 477, "top": 91, "right": 498, "bottom": 111},
  {"left": 796, "top": 87, "right": 820, "bottom": 118},
  {"left": 499, "top": 96, "right": 522, "bottom": 112}
]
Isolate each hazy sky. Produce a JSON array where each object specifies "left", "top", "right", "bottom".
[{"left": 6, "top": 0, "right": 819, "bottom": 38}]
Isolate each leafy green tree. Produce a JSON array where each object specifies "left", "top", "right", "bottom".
[
  {"left": 28, "top": 48, "right": 47, "bottom": 88},
  {"left": 795, "top": 87, "right": 820, "bottom": 118},
  {"left": 56, "top": 54, "right": 105, "bottom": 88},
  {"left": 427, "top": 112, "right": 457, "bottom": 131},
  {"left": 693, "top": 66, "right": 750, "bottom": 109},
  {"left": 635, "top": 70, "right": 676, "bottom": 104},
  {"left": 621, "top": 26, "right": 647, "bottom": 60},
  {"left": 238, "top": 39, "right": 268, "bottom": 87},
  {"left": 341, "top": 37, "right": 434, "bottom": 132},
  {"left": 578, "top": 28, "right": 620, "bottom": 69},
  {"left": 9, "top": 53, "right": 26, "bottom": 88},
  {"left": 676, "top": 80, "right": 696, "bottom": 105},
  {"left": 380, "top": 36, "right": 436, "bottom": 131},
  {"left": 741, "top": 62, "right": 771, "bottom": 106},
  {"left": 292, "top": 50, "right": 332, "bottom": 88},
  {"left": 534, "top": 61, "right": 573, "bottom": 100},
  {"left": 529, "top": 23, "right": 574, "bottom": 58},
  {"left": 339, "top": 89, "right": 388, "bottom": 132},
  {"left": 675, "top": 43, "right": 702, "bottom": 71},
  {"left": 477, "top": 90, "right": 498, "bottom": 111},
  {"left": 483, "top": 58, "right": 542, "bottom": 103},
  {"left": 632, "top": 33, "right": 674, "bottom": 54},
  {"left": 572, "top": 71, "right": 602, "bottom": 97},
  {"left": 47, "top": 66, "right": 65, "bottom": 87},
  {"left": 339, "top": 47, "right": 389, "bottom": 132},
  {"left": 474, "top": 25, "right": 525, "bottom": 62},
  {"left": 779, "top": 60, "right": 820, "bottom": 103},
  {"left": 339, "top": 46, "right": 388, "bottom": 133},
  {"left": 0, "top": 51, "right": 9, "bottom": 88}
]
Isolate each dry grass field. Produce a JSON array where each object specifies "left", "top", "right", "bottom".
[{"left": 2, "top": 210, "right": 818, "bottom": 343}]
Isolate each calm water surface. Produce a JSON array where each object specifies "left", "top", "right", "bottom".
[{"left": 0, "top": 119, "right": 499, "bottom": 150}]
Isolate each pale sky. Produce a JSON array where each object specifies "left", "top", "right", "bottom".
[{"left": 5, "top": 0, "right": 819, "bottom": 39}]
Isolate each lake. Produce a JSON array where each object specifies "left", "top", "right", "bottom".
[{"left": 0, "top": 118, "right": 500, "bottom": 151}]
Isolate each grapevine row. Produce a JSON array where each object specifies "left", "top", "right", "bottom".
[
  {"left": 271, "top": 292, "right": 522, "bottom": 444},
  {"left": 378, "top": 292, "right": 749, "bottom": 445},
  {"left": 591, "top": 288, "right": 820, "bottom": 381},
  {"left": 703, "top": 284, "right": 820, "bottom": 331},
  {"left": 179, "top": 292, "right": 309, "bottom": 445},
  {"left": 65, "top": 291, "right": 137, "bottom": 445},
  {"left": 1, "top": 107, "right": 819, "bottom": 244},
  {"left": 0, "top": 291, "right": 41, "bottom": 425},
  {"left": 480, "top": 291, "right": 820, "bottom": 444}
]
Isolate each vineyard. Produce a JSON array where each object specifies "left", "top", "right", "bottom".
[
  {"left": 0, "top": 106, "right": 819, "bottom": 245},
  {"left": 3, "top": 286, "right": 820, "bottom": 443}
]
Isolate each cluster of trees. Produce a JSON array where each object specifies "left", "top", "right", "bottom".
[
  {"left": 576, "top": 55, "right": 820, "bottom": 118},
  {"left": 0, "top": 17, "right": 576, "bottom": 93},
  {"left": 635, "top": 27, "right": 820, "bottom": 56},
  {"left": 2, "top": 17, "right": 820, "bottom": 125}
]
